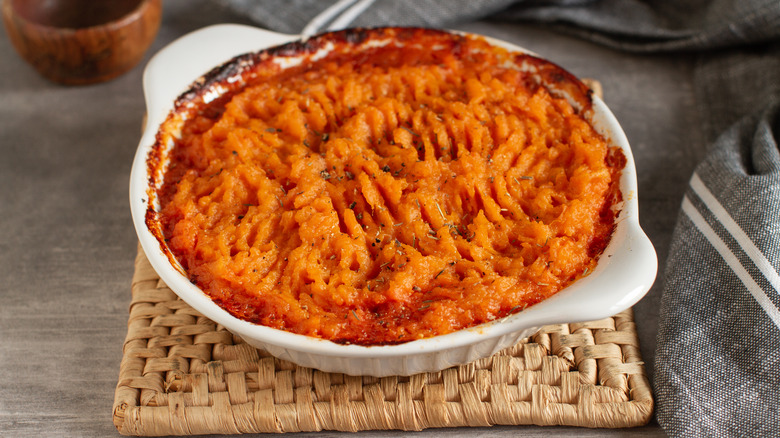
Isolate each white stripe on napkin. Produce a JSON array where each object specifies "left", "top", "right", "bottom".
[
  {"left": 326, "top": 0, "right": 377, "bottom": 31},
  {"left": 690, "top": 172, "right": 780, "bottom": 295},
  {"left": 301, "top": 0, "right": 358, "bottom": 39},
  {"left": 682, "top": 196, "right": 780, "bottom": 330}
]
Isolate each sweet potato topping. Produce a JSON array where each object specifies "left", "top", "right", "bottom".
[{"left": 155, "top": 29, "right": 623, "bottom": 345}]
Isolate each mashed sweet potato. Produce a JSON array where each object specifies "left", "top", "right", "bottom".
[{"left": 154, "top": 28, "right": 623, "bottom": 345}]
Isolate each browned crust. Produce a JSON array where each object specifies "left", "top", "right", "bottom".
[
  {"left": 143, "top": 26, "right": 598, "bottom": 287},
  {"left": 174, "top": 27, "right": 593, "bottom": 116}
]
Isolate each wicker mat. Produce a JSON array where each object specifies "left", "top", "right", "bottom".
[{"left": 112, "top": 245, "right": 652, "bottom": 435}]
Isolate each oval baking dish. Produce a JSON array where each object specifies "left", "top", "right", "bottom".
[{"left": 129, "top": 24, "right": 657, "bottom": 376}]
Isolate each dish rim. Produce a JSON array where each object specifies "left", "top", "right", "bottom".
[{"left": 129, "top": 24, "right": 657, "bottom": 362}]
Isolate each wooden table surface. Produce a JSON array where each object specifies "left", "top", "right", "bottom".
[{"left": 0, "top": 1, "right": 704, "bottom": 436}]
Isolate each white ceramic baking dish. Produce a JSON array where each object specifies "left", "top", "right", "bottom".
[{"left": 129, "top": 24, "right": 657, "bottom": 377}]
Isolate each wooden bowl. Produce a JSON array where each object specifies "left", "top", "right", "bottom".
[{"left": 2, "top": 0, "right": 162, "bottom": 85}]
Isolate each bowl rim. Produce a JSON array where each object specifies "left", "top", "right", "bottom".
[{"left": 130, "top": 24, "right": 657, "bottom": 360}]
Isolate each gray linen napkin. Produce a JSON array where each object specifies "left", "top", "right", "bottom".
[
  {"left": 654, "top": 76, "right": 780, "bottom": 437},
  {"left": 651, "top": 45, "right": 780, "bottom": 436},
  {"left": 216, "top": 0, "right": 519, "bottom": 35},
  {"left": 217, "top": 1, "right": 780, "bottom": 435}
]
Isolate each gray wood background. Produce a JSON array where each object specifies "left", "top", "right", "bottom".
[{"left": 0, "top": 0, "right": 703, "bottom": 435}]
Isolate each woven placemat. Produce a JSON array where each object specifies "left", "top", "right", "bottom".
[{"left": 113, "top": 244, "right": 652, "bottom": 435}]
